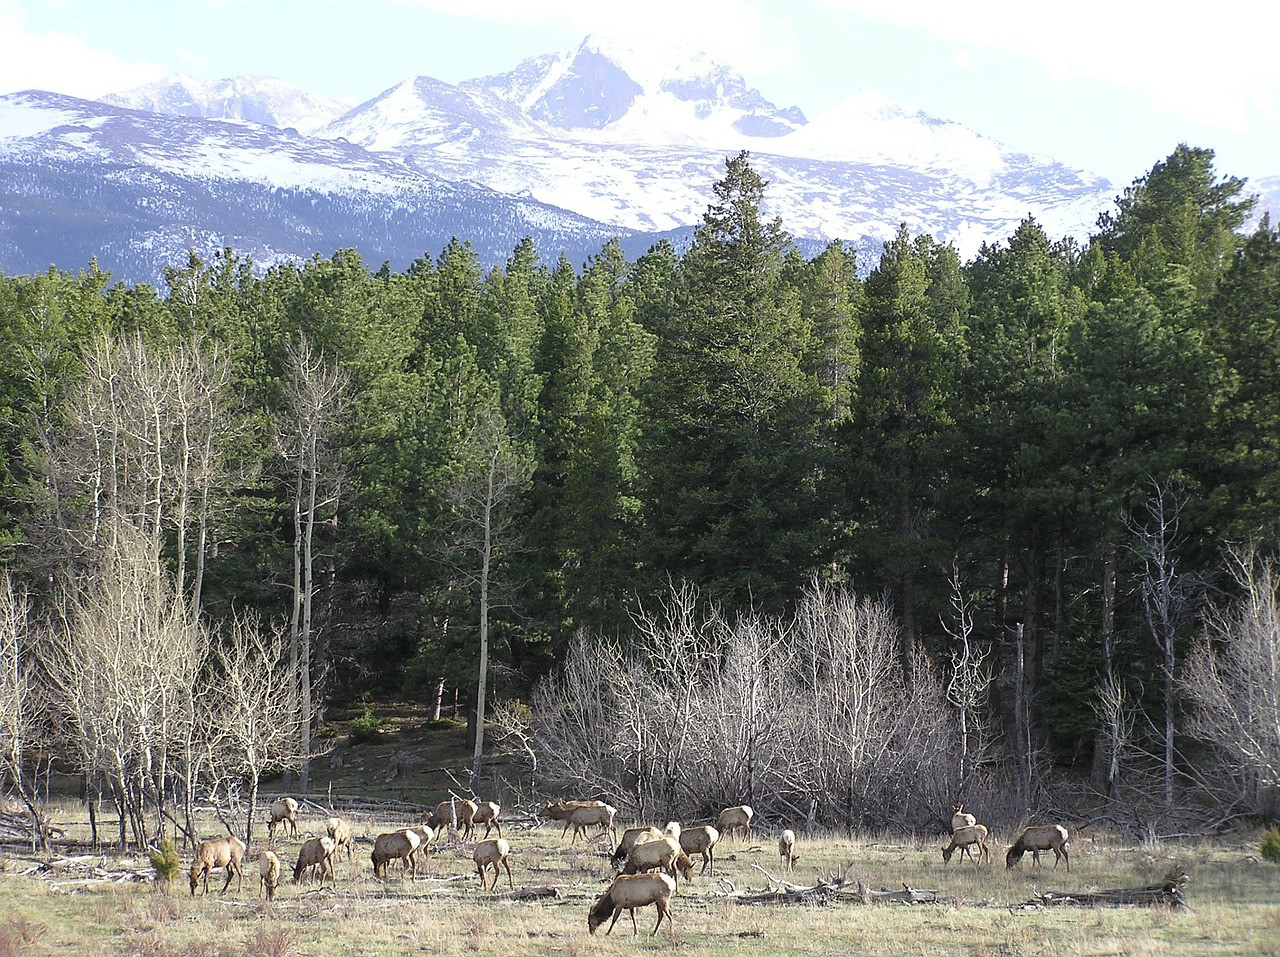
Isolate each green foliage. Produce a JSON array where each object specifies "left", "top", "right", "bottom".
[
  {"left": 2, "top": 143, "right": 1277, "bottom": 806},
  {"left": 640, "top": 150, "right": 834, "bottom": 613},
  {"left": 1261, "top": 828, "right": 1280, "bottom": 863},
  {"left": 349, "top": 708, "right": 394, "bottom": 745},
  {"left": 148, "top": 838, "right": 182, "bottom": 886}
]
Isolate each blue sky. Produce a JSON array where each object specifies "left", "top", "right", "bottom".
[{"left": 1, "top": 0, "right": 1276, "bottom": 187}]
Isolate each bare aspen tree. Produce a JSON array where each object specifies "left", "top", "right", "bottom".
[
  {"left": 1127, "top": 475, "right": 1191, "bottom": 808},
  {"left": 942, "top": 566, "right": 991, "bottom": 786},
  {"left": 275, "top": 337, "right": 349, "bottom": 796},
  {"left": 629, "top": 581, "right": 724, "bottom": 816},
  {"left": 44, "top": 331, "right": 236, "bottom": 615},
  {"left": 522, "top": 634, "right": 629, "bottom": 797},
  {"left": 0, "top": 575, "right": 48, "bottom": 851},
  {"left": 793, "top": 580, "right": 903, "bottom": 823},
  {"left": 201, "top": 612, "right": 301, "bottom": 844},
  {"left": 41, "top": 530, "right": 202, "bottom": 849},
  {"left": 1094, "top": 675, "right": 1135, "bottom": 799},
  {"left": 445, "top": 404, "right": 531, "bottom": 789},
  {"left": 1181, "top": 550, "right": 1280, "bottom": 818}
]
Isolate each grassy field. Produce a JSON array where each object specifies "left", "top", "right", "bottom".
[
  {"left": 0, "top": 813, "right": 1277, "bottom": 957},
  {"left": 0, "top": 709, "right": 1276, "bottom": 956}
]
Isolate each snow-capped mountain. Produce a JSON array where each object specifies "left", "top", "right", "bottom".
[
  {"left": 101, "top": 74, "right": 350, "bottom": 135},
  {"left": 0, "top": 91, "right": 660, "bottom": 284},
  {"left": 0, "top": 34, "right": 1132, "bottom": 285},
  {"left": 461, "top": 35, "right": 807, "bottom": 142},
  {"left": 319, "top": 34, "right": 1115, "bottom": 254}
]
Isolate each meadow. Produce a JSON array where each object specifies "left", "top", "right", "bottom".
[{"left": 0, "top": 804, "right": 1276, "bottom": 957}]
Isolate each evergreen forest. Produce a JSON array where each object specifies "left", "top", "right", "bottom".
[{"left": 2, "top": 146, "right": 1279, "bottom": 840}]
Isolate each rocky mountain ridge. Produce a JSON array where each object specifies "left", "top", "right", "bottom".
[{"left": 0, "top": 34, "right": 1186, "bottom": 285}]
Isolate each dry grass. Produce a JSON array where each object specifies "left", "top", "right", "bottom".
[{"left": 0, "top": 817, "right": 1276, "bottom": 957}]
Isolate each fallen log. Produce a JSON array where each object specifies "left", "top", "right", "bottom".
[
  {"left": 494, "top": 886, "right": 560, "bottom": 901},
  {"left": 1024, "top": 868, "right": 1189, "bottom": 911},
  {"left": 737, "top": 863, "right": 944, "bottom": 906},
  {"left": 838, "top": 883, "right": 945, "bottom": 905}
]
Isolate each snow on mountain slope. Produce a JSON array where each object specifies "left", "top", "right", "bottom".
[
  {"left": 315, "top": 35, "right": 1114, "bottom": 258},
  {"left": 101, "top": 74, "right": 351, "bottom": 135},
  {"left": 326, "top": 75, "right": 545, "bottom": 154},
  {"left": 0, "top": 34, "right": 1135, "bottom": 283},
  {"left": 0, "top": 90, "right": 656, "bottom": 285},
  {"left": 462, "top": 34, "right": 806, "bottom": 147}
]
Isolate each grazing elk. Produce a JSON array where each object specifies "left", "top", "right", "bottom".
[
  {"left": 1006, "top": 824, "right": 1070, "bottom": 871},
  {"left": 189, "top": 835, "right": 246, "bottom": 896},
  {"left": 371, "top": 828, "right": 421, "bottom": 879},
  {"left": 588, "top": 873, "right": 676, "bottom": 937},
  {"left": 679, "top": 825, "right": 721, "bottom": 876},
  {"left": 473, "top": 837, "right": 514, "bottom": 891},
  {"left": 778, "top": 829, "right": 798, "bottom": 871},
  {"left": 942, "top": 824, "right": 990, "bottom": 865}
]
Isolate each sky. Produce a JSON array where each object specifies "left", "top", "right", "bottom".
[{"left": 1, "top": 0, "right": 1277, "bottom": 188}]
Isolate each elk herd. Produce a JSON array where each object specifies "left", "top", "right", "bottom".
[{"left": 185, "top": 795, "right": 1071, "bottom": 937}]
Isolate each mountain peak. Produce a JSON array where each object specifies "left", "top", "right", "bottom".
[
  {"left": 100, "top": 74, "right": 352, "bottom": 134},
  {"left": 463, "top": 34, "right": 805, "bottom": 142}
]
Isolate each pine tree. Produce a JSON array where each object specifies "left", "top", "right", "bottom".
[
  {"left": 847, "top": 226, "right": 966, "bottom": 662},
  {"left": 640, "top": 152, "right": 828, "bottom": 614}
]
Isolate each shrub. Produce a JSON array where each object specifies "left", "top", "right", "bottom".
[
  {"left": 349, "top": 707, "right": 393, "bottom": 745},
  {"left": 148, "top": 838, "right": 182, "bottom": 886},
  {"left": 1261, "top": 827, "right": 1280, "bottom": 863}
]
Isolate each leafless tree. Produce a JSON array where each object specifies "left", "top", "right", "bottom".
[
  {"left": 1180, "top": 549, "right": 1280, "bottom": 818},
  {"left": 40, "top": 529, "right": 203, "bottom": 849},
  {"left": 201, "top": 612, "right": 302, "bottom": 844},
  {"left": 504, "top": 579, "right": 962, "bottom": 829},
  {"left": 1093, "top": 674, "right": 1136, "bottom": 801},
  {"left": 942, "top": 565, "right": 992, "bottom": 787},
  {"left": 42, "top": 331, "right": 237, "bottom": 614},
  {"left": 274, "top": 336, "right": 349, "bottom": 795},
  {"left": 0, "top": 574, "right": 49, "bottom": 850},
  {"left": 1127, "top": 475, "right": 1193, "bottom": 808},
  {"left": 444, "top": 404, "right": 532, "bottom": 789}
]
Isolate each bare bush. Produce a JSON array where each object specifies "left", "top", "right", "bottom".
[
  {"left": 513, "top": 578, "right": 963, "bottom": 829},
  {"left": 1180, "top": 550, "right": 1280, "bottom": 818}
]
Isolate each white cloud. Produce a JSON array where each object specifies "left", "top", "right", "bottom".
[
  {"left": 817, "top": 0, "right": 1279, "bottom": 131},
  {"left": 0, "top": 6, "right": 163, "bottom": 97}
]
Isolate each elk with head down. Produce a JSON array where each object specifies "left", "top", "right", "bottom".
[
  {"left": 189, "top": 835, "right": 247, "bottom": 896},
  {"left": 371, "top": 828, "right": 422, "bottom": 879},
  {"left": 257, "top": 849, "right": 281, "bottom": 901},
  {"left": 293, "top": 835, "right": 337, "bottom": 885},
  {"left": 622, "top": 834, "right": 695, "bottom": 892},
  {"left": 942, "top": 824, "right": 990, "bottom": 865},
  {"left": 1005, "top": 824, "right": 1070, "bottom": 871},
  {"left": 610, "top": 826, "right": 663, "bottom": 869},
  {"left": 588, "top": 872, "right": 676, "bottom": 937},
  {"left": 473, "top": 837, "right": 514, "bottom": 891},
  {"left": 678, "top": 825, "right": 721, "bottom": 875},
  {"left": 778, "top": 829, "right": 798, "bottom": 871}
]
